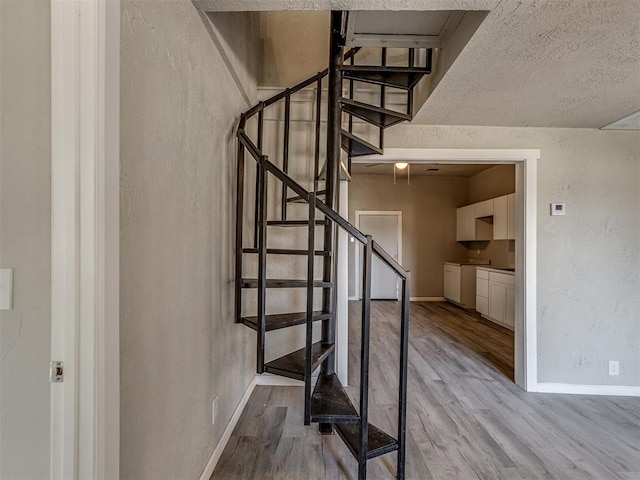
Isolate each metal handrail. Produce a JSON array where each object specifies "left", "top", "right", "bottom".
[{"left": 235, "top": 43, "right": 412, "bottom": 478}]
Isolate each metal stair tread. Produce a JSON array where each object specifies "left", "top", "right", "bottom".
[
  {"left": 310, "top": 373, "right": 359, "bottom": 424},
  {"left": 341, "top": 130, "right": 383, "bottom": 157},
  {"left": 267, "top": 220, "right": 327, "bottom": 226},
  {"left": 241, "top": 278, "right": 333, "bottom": 288},
  {"left": 264, "top": 341, "right": 335, "bottom": 381},
  {"left": 242, "top": 248, "right": 330, "bottom": 256},
  {"left": 241, "top": 311, "right": 331, "bottom": 332},
  {"left": 334, "top": 422, "right": 399, "bottom": 460},
  {"left": 287, "top": 190, "right": 326, "bottom": 203},
  {"left": 340, "top": 98, "right": 411, "bottom": 128},
  {"left": 342, "top": 68, "right": 427, "bottom": 90}
]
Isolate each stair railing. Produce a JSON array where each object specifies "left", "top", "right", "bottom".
[
  {"left": 238, "top": 145, "right": 411, "bottom": 477},
  {"left": 236, "top": 45, "right": 411, "bottom": 477}
]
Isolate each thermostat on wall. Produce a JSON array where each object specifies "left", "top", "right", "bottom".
[{"left": 550, "top": 203, "right": 566, "bottom": 216}]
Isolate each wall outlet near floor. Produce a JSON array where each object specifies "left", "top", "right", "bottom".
[
  {"left": 212, "top": 397, "right": 219, "bottom": 425},
  {"left": 609, "top": 360, "right": 620, "bottom": 376}
]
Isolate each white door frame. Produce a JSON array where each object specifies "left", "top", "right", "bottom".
[
  {"left": 51, "top": 0, "right": 120, "bottom": 477},
  {"left": 351, "top": 148, "right": 538, "bottom": 392},
  {"left": 354, "top": 211, "right": 403, "bottom": 300}
]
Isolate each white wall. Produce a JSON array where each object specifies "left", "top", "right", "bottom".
[
  {"left": 120, "top": 2, "right": 258, "bottom": 477},
  {"left": 386, "top": 125, "right": 640, "bottom": 387},
  {"left": 0, "top": 1, "right": 51, "bottom": 477}
]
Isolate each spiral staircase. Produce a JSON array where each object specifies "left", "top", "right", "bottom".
[{"left": 234, "top": 11, "right": 432, "bottom": 479}]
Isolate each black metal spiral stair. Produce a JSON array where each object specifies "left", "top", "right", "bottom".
[{"left": 234, "top": 11, "right": 430, "bottom": 480}]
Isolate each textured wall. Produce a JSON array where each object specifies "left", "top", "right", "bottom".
[
  {"left": 467, "top": 164, "right": 515, "bottom": 203},
  {"left": 0, "top": 1, "right": 51, "bottom": 478},
  {"left": 385, "top": 125, "right": 640, "bottom": 387},
  {"left": 348, "top": 174, "right": 469, "bottom": 298},
  {"left": 120, "top": 2, "right": 258, "bottom": 478},
  {"left": 259, "top": 11, "right": 329, "bottom": 87}
]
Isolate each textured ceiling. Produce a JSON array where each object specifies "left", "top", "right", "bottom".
[
  {"left": 413, "top": 0, "right": 640, "bottom": 128},
  {"left": 199, "top": 0, "right": 640, "bottom": 129}
]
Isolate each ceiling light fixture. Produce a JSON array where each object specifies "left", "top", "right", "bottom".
[{"left": 394, "top": 162, "right": 410, "bottom": 185}]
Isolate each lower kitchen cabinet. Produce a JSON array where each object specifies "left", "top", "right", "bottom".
[
  {"left": 476, "top": 268, "right": 515, "bottom": 330},
  {"left": 475, "top": 268, "right": 489, "bottom": 316},
  {"left": 444, "top": 263, "right": 477, "bottom": 309}
]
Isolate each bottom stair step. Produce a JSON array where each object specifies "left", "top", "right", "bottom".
[
  {"left": 310, "top": 373, "right": 359, "bottom": 424},
  {"left": 241, "top": 311, "right": 332, "bottom": 332},
  {"left": 264, "top": 341, "right": 335, "bottom": 381},
  {"left": 334, "top": 423, "right": 399, "bottom": 460}
]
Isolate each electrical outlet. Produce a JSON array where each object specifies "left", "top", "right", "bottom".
[
  {"left": 212, "top": 397, "right": 218, "bottom": 425},
  {"left": 609, "top": 360, "right": 619, "bottom": 376}
]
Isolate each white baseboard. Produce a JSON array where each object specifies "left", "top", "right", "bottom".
[
  {"left": 348, "top": 296, "right": 358, "bottom": 301},
  {"left": 198, "top": 373, "right": 304, "bottom": 479},
  {"left": 534, "top": 382, "right": 640, "bottom": 397},
  {"left": 199, "top": 376, "right": 257, "bottom": 480}
]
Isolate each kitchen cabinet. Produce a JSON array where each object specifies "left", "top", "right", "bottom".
[
  {"left": 493, "top": 195, "right": 508, "bottom": 239},
  {"left": 493, "top": 194, "right": 516, "bottom": 240},
  {"left": 475, "top": 268, "right": 489, "bottom": 316},
  {"left": 456, "top": 205, "right": 475, "bottom": 241},
  {"left": 456, "top": 204, "right": 492, "bottom": 241},
  {"left": 475, "top": 199, "right": 494, "bottom": 218},
  {"left": 507, "top": 193, "right": 516, "bottom": 239},
  {"left": 444, "top": 263, "right": 477, "bottom": 309},
  {"left": 444, "top": 265, "right": 461, "bottom": 303},
  {"left": 476, "top": 268, "right": 515, "bottom": 330}
]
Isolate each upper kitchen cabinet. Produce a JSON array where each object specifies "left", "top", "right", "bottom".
[
  {"left": 475, "top": 199, "right": 494, "bottom": 218},
  {"left": 456, "top": 202, "right": 494, "bottom": 241},
  {"left": 493, "top": 193, "right": 516, "bottom": 240},
  {"left": 456, "top": 204, "right": 475, "bottom": 241},
  {"left": 507, "top": 193, "right": 516, "bottom": 239}
]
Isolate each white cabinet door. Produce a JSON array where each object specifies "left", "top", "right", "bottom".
[
  {"left": 505, "top": 285, "right": 515, "bottom": 327},
  {"left": 476, "top": 295, "right": 488, "bottom": 315},
  {"left": 507, "top": 193, "right": 516, "bottom": 240},
  {"left": 456, "top": 205, "right": 475, "bottom": 241},
  {"left": 493, "top": 195, "right": 508, "bottom": 240},
  {"left": 489, "top": 283, "right": 506, "bottom": 322},
  {"left": 476, "top": 278, "right": 489, "bottom": 298},
  {"left": 444, "top": 268, "right": 461, "bottom": 303},
  {"left": 475, "top": 199, "right": 494, "bottom": 218}
]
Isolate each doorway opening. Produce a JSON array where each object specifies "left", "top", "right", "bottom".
[{"left": 340, "top": 148, "right": 538, "bottom": 391}]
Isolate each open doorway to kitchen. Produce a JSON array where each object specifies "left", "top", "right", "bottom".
[{"left": 342, "top": 148, "right": 538, "bottom": 391}]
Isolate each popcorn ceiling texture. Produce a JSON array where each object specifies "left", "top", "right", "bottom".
[
  {"left": 200, "top": 1, "right": 640, "bottom": 129},
  {"left": 120, "top": 2, "right": 258, "bottom": 477},
  {"left": 385, "top": 124, "right": 640, "bottom": 387}
]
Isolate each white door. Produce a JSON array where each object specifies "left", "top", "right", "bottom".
[{"left": 358, "top": 214, "right": 400, "bottom": 300}]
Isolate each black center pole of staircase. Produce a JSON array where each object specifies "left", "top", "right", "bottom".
[{"left": 319, "top": 10, "right": 345, "bottom": 436}]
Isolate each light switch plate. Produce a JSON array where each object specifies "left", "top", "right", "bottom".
[
  {"left": 550, "top": 203, "right": 566, "bottom": 216},
  {"left": 0, "top": 269, "right": 13, "bottom": 310}
]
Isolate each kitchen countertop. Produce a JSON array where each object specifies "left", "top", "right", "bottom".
[
  {"left": 443, "top": 261, "right": 491, "bottom": 267},
  {"left": 476, "top": 266, "right": 516, "bottom": 275}
]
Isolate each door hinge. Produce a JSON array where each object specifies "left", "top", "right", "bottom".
[{"left": 50, "top": 361, "right": 64, "bottom": 383}]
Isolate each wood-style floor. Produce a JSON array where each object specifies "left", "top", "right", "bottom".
[{"left": 212, "top": 301, "right": 640, "bottom": 480}]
